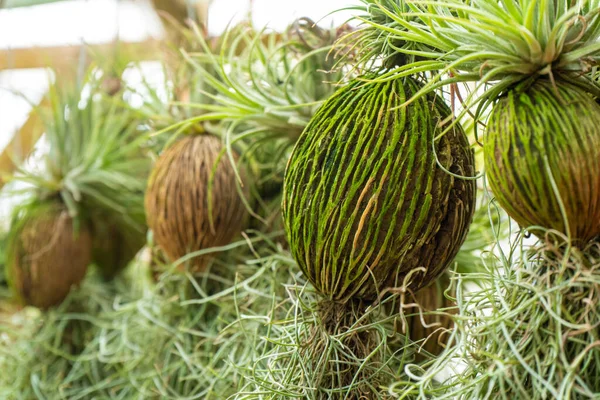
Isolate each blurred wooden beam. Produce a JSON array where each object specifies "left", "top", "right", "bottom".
[
  {"left": 151, "top": 0, "right": 210, "bottom": 37},
  {"left": 0, "top": 40, "right": 161, "bottom": 70},
  {"left": 0, "top": 97, "right": 48, "bottom": 189},
  {"left": 0, "top": 39, "right": 160, "bottom": 189},
  {"left": 151, "top": 0, "right": 189, "bottom": 25}
]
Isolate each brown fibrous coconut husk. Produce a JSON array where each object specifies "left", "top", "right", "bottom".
[
  {"left": 144, "top": 134, "right": 249, "bottom": 269},
  {"left": 91, "top": 220, "right": 146, "bottom": 280},
  {"left": 9, "top": 206, "right": 92, "bottom": 309}
]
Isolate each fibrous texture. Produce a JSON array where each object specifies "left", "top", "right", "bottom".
[
  {"left": 8, "top": 206, "right": 92, "bottom": 309},
  {"left": 282, "top": 77, "right": 477, "bottom": 301},
  {"left": 91, "top": 220, "right": 146, "bottom": 280},
  {"left": 485, "top": 80, "right": 600, "bottom": 243},
  {"left": 145, "top": 134, "right": 248, "bottom": 266}
]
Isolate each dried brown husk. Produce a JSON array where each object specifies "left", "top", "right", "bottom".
[
  {"left": 7, "top": 204, "right": 92, "bottom": 309},
  {"left": 145, "top": 134, "right": 249, "bottom": 269},
  {"left": 91, "top": 219, "right": 146, "bottom": 280}
]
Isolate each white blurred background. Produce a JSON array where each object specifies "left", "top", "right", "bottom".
[{"left": 0, "top": 0, "right": 357, "bottom": 157}]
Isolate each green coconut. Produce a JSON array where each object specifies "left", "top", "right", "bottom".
[
  {"left": 484, "top": 80, "right": 600, "bottom": 243},
  {"left": 283, "top": 76, "right": 477, "bottom": 303},
  {"left": 7, "top": 204, "right": 92, "bottom": 309},
  {"left": 144, "top": 134, "right": 249, "bottom": 269}
]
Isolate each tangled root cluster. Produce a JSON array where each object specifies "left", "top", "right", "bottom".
[{"left": 404, "top": 234, "right": 600, "bottom": 399}]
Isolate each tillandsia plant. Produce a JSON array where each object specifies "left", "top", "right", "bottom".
[
  {"left": 179, "top": 18, "right": 354, "bottom": 224},
  {"left": 280, "top": 75, "right": 476, "bottom": 397},
  {"left": 3, "top": 72, "right": 150, "bottom": 308},
  {"left": 142, "top": 26, "right": 250, "bottom": 270},
  {"left": 91, "top": 60, "right": 154, "bottom": 280},
  {"left": 353, "top": 1, "right": 600, "bottom": 397},
  {"left": 400, "top": 228, "right": 600, "bottom": 400},
  {"left": 354, "top": 0, "right": 600, "bottom": 243},
  {"left": 145, "top": 18, "right": 355, "bottom": 268},
  {"left": 0, "top": 231, "right": 299, "bottom": 399}
]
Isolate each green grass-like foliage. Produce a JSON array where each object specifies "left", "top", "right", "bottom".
[
  {"left": 0, "top": 232, "right": 298, "bottom": 399},
  {"left": 485, "top": 79, "right": 600, "bottom": 242},
  {"left": 176, "top": 20, "right": 351, "bottom": 207},
  {"left": 238, "top": 286, "right": 421, "bottom": 399},
  {"left": 182, "top": 19, "right": 348, "bottom": 139},
  {"left": 283, "top": 76, "right": 476, "bottom": 302},
  {"left": 400, "top": 230, "right": 600, "bottom": 399}
]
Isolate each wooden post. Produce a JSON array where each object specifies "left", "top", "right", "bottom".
[{"left": 0, "top": 97, "right": 48, "bottom": 188}]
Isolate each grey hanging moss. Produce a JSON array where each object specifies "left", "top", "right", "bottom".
[
  {"left": 485, "top": 79, "right": 600, "bottom": 243},
  {"left": 282, "top": 77, "right": 476, "bottom": 302}
]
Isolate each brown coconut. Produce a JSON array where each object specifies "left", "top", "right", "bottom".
[
  {"left": 144, "top": 134, "right": 249, "bottom": 269},
  {"left": 8, "top": 206, "right": 92, "bottom": 309},
  {"left": 91, "top": 220, "right": 146, "bottom": 280}
]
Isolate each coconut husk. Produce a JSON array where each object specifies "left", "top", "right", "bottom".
[
  {"left": 145, "top": 134, "right": 249, "bottom": 270},
  {"left": 8, "top": 206, "right": 92, "bottom": 309},
  {"left": 404, "top": 276, "right": 455, "bottom": 361},
  {"left": 282, "top": 76, "right": 477, "bottom": 302},
  {"left": 485, "top": 79, "right": 600, "bottom": 244},
  {"left": 91, "top": 220, "right": 146, "bottom": 280}
]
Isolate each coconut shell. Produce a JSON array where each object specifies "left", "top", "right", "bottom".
[
  {"left": 8, "top": 206, "right": 92, "bottom": 309},
  {"left": 144, "top": 134, "right": 249, "bottom": 268},
  {"left": 405, "top": 275, "right": 455, "bottom": 360},
  {"left": 485, "top": 80, "right": 600, "bottom": 243},
  {"left": 91, "top": 221, "right": 146, "bottom": 280},
  {"left": 282, "top": 77, "right": 477, "bottom": 301}
]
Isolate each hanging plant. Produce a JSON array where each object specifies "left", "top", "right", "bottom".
[
  {"left": 4, "top": 73, "right": 150, "bottom": 307},
  {"left": 6, "top": 203, "right": 91, "bottom": 309},
  {"left": 281, "top": 75, "right": 476, "bottom": 396},
  {"left": 144, "top": 132, "right": 249, "bottom": 269},
  {"left": 355, "top": 0, "right": 600, "bottom": 242},
  {"left": 353, "top": 0, "right": 600, "bottom": 397}
]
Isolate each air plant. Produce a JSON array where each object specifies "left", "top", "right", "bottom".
[
  {"left": 179, "top": 18, "right": 354, "bottom": 221},
  {"left": 352, "top": 0, "right": 600, "bottom": 397},
  {"left": 278, "top": 74, "right": 476, "bottom": 397},
  {"left": 3, "top": 72, "right": 150, "bottom": 307},
  {"left": 353, "top": 0, "right": 600, "bottom": 242}
]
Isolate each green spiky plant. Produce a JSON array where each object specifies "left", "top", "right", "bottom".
[
  {"left": 178, "top": 18, "right": 353, "bottom": 223},
  {"left": 3, "top": 71, "right": 150, "bottom": 307},
  {"left": 352, "top": 0, "right": 600, "bottom": 397},
  {"left": 354, "top": 0, "right": 600, "bottom": 241}
]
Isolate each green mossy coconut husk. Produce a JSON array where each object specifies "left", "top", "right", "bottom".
[
  {"left": 145, "top": 134, "right": 249, "bottom": 269},
  {"left": 281, "top": 75, "right": 476, "bottom": 395},
  {"left": 283, "top": 76, "right": 476, "bottom": 302},
  {"left": 485, "top": 79, "right": 600, "bottom": 243},
  {"left": 6, "top": 203, "right": 92, "bottom": 309}
]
